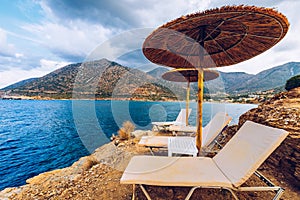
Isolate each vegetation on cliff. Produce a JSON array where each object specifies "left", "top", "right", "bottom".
[{"left": 285, "top": 74, "right": 300, "bottom": 91}]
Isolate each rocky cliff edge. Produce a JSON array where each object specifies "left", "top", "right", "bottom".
[{"left": 0, "top": 89, "right": 299, "bottom": 199}]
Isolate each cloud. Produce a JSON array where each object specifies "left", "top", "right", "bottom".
[
  {"left": 41, "top": 0, "right": 137, "bottom": 28},
  {"left": 0, "top": 59, "right": 70, "bottom": 89},
  {"left": 39, "top": 59, "right": 71, "bottom": 72},
  {"left": 0, "top": 29, "right": 30, "bottom": 72},
  {"left": 1, "top": 0, "right": 299, "bottom": 88},
  {"left": 41, "top": 0, "right": 211, "bottom": 28},
  {"left": 28, "top": 0, "right": 212, "bottom": 63},
  {"left": 0, "top": 29, "right": 17, "bottom": 58},
  {"left": 22, "top": 20, "right": 113, "bottom": 62},
  {"left": 209, "top": 0, "right": 283, "bottom": 7},
  {"left": 17, "top": 0, "right": 209, "bottom": 60}
]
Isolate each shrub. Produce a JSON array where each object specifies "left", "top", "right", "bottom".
[
  {"left": 118, "top": 121, "right": 135, "bottom": 140},
  {"left": 285, "top": 75, "right": 300, "bottom": 91}
]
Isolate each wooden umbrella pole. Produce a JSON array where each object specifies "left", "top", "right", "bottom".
[
  {"left": 196, "top": 69, "right": 203, "bottom": 150},
  {"left": 186, "top": 81, "right": 190, "bottom": 126},
  {"left": 196, "top": 26, "right": 206, "bottom": 151}
]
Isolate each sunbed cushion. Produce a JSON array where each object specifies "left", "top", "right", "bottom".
[
  {"left": 151, "top": 109, "right": 192, "bottom": 126},
  {"left": 120, "top": 156, "right": 232, "bottom": 188},
  {"left": 204, "top": 112, "right": 232, "bottom": 146},
  {"left": 151, "top": 121, "right": 175, "bottom": 126},
  {"left": 174, "top": 109, "right": 192, "bottom": 125},
  {"left": 213, "top": 121, "right": 288, "bottom": 187},
  {"left": 138, "top": 136, "right": 169, "bottom": 148}
]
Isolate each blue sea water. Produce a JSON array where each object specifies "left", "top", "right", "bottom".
[{"left": 0, "top": 100, "right": 256, "bottom": 190}]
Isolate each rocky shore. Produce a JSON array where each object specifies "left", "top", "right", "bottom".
[{"left": 1, "top": 88, "right": 299, "bottom": 200}]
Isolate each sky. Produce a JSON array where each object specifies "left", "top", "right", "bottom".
[{"left": 0, "top": 0, "right": 299, "bottom": 88}]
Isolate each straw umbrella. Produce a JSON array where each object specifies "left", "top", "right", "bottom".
[
  {"left": 142, "top": 5, "right": 289, "bottom": 151},
  {"left": 162, "top": 68, "right": 219, "bottom": 126}
]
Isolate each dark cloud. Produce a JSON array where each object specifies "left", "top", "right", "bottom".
[
  {"left": 51, "top": 49, "right": 86, "bottom": 63},
  {"left": 0, "top": 52, "right": 14, "bottom": 58},
  {"left": 0, "top": 55, "right": 37, "bottom": 71},
  {"left": 43, "top": 0, "right": 143, "bottom": 29},
  {"left": 116, "top": 49, "right": 149, "bottom": 67},
  {"left": 209, "top": 0, "right": 283, "bottom": 7}
]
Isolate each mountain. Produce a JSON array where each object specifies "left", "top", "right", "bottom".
[
  {"left": 2, "top": 60, "right": 300, "bottom": 99},
  {"left": 204, "top": 71, "right": 255, "bottom": 94},
  {"left": 231, "top": 62, "right": 300, "bottom": 93},
  {"left": 2, "top": 78, "right": 39, "bottom": 90},
  {"left": 147, "top": 67, "right": 170, "bottom": 78},
  {"left": 4, "top": 62, "right": 82, "bottom": 98},
  {"left": 205, "top": 62, "right": 300, "bottom": 94},
  {"left": 2, "top": 59, "right": 186, "bottom": 100}
]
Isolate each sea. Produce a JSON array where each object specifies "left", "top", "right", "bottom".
[{"left": 0, "top": 100, "right": 257, "bottom": 190}]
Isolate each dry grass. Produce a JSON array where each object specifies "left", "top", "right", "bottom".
[{"left": 118, "top": 121, "right": 135, "bottom": 140}]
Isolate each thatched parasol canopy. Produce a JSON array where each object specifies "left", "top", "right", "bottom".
[
  {"left": 162, "top": 68, "right": 219, "bottom": 126},
  {"left": 162, "top": 68, "right": 219, "bottom": 82},
  {"left": 143, "top": 5, "right": 289, "bottom": 151},
  {"left": 143, "top": 5, "right": 289, "bottom": 69}
]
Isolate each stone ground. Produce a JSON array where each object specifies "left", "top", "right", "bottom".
[{"left": 1, "top": 88, "right": 300, "bottom": 200}]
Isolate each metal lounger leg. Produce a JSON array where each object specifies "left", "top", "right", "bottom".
[
  {"left": 225, "top": 188, "right": 239, "bottom": 200},
  {"left": 137, "top": 185, "right": 198, "bottom": 200},
  {"left": 254, "top": 171, "right": 285, "bottom": 200},
  {"left": 132, "top": 184, "right": 136, "bottom": 200},
  {"left": 185, "top": 187, "right": 198, "bottom": 200},
  {"left": 136, "top": 185, "right": 241, "bottom": 200},
  {"left": 140, "top": 184, "right": 152, "bottom": 200},
  {"left": 149, "top": 147, "right": 155, "bottom": 156},
  {"left": 186, "top": 186, "right": 239, "bottom": 200},
  {"left": 273, "top": 188, "right": 284, "bottom": 200}
]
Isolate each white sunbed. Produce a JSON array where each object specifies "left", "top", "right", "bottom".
[
  {"left": 151, "top": 109, "right": 191, "bottom": 131},
  {"left": 121, "top": 121, "right": 289, "bottom": 200},
  {"left": 139, "top": 112, "right": 232, "bottom": 155}
]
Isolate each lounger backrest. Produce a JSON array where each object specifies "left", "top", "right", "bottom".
[
  {"left": 213, "top": 121, "right": 288, "bottom": 187},
  {"left": 202, "top": 112, "right": 232, "bottom": 147},
  {"left": 174, "top": 109, "right": 192, "bottom": 125}
]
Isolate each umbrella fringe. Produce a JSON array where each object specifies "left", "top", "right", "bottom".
[{"left": 161, "top": 5, "right": 289, "bottom": 31}]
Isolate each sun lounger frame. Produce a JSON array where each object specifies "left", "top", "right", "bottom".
[
  {"left": 152, "top": 109, "right": 192, "bottom": 132},
  {"left": 122, "top": 121, "right": 289, "bottom": 200},
  {"left": 141, "top": 112, "right": 232, "bottom": 156},
  {"left": 130, "top": 170, "right": 284, "bottom": 200}
]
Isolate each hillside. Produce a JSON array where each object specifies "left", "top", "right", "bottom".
[
  {"left": 2, "top": 61, "right": 300, "bottom": 99},
  {"left": 202, "top": 62, "right": 300, "bottom": 95},
  {"left": 2, "top": 59, "right": 186, "bottom": 100},
  {"left": 4, "top": 62, "right": 82, "bottom": 98},
  {"left": 146, "top": 67, "right": 169, "bottom": 78},
  {"left": 204, "top": 71, "right": 255, "bottom": 94},
  {"left": 2, "top": 78, "right": 39, "bottom": 90},
  {"left": 148, "top": 63, "right": 300, "bottom": 96},
  {"left": 230, "top": 62, "right": 300, "bottom": 93}
]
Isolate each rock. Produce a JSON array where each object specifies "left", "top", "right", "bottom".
[
  {"left": 0, "top": 187, "right": 22, "bottom": 200},
  {"left": 26, "top": 169, "right": 64, "bottom": 184},
  {"left": 93, "top": 142, "right": 136, "bottom": 171},
  {"left": 110, "top": 133, "right": 117, "bottom": 141},
  {"left": 238, "top": 87, "right": 300, "bottom": 191},
  {"left": 131, "top": 130, "right": 154, "bottom": 139},
  {"left": 114, "top": 139, "right": 120, "bottom": 146},
  {"left": 117, "top": 142, "right": 125, "bottom": 147},
  {"left": 70, "top": 156, "right": 99, "bottom": 174}
]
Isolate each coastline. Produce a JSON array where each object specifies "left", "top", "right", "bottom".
[
  {"left": 1, "top": 88, "right": 299, "bottom": 199},
  {"left": 0, "top": 96, "right": 258, "bottom": 105}
]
